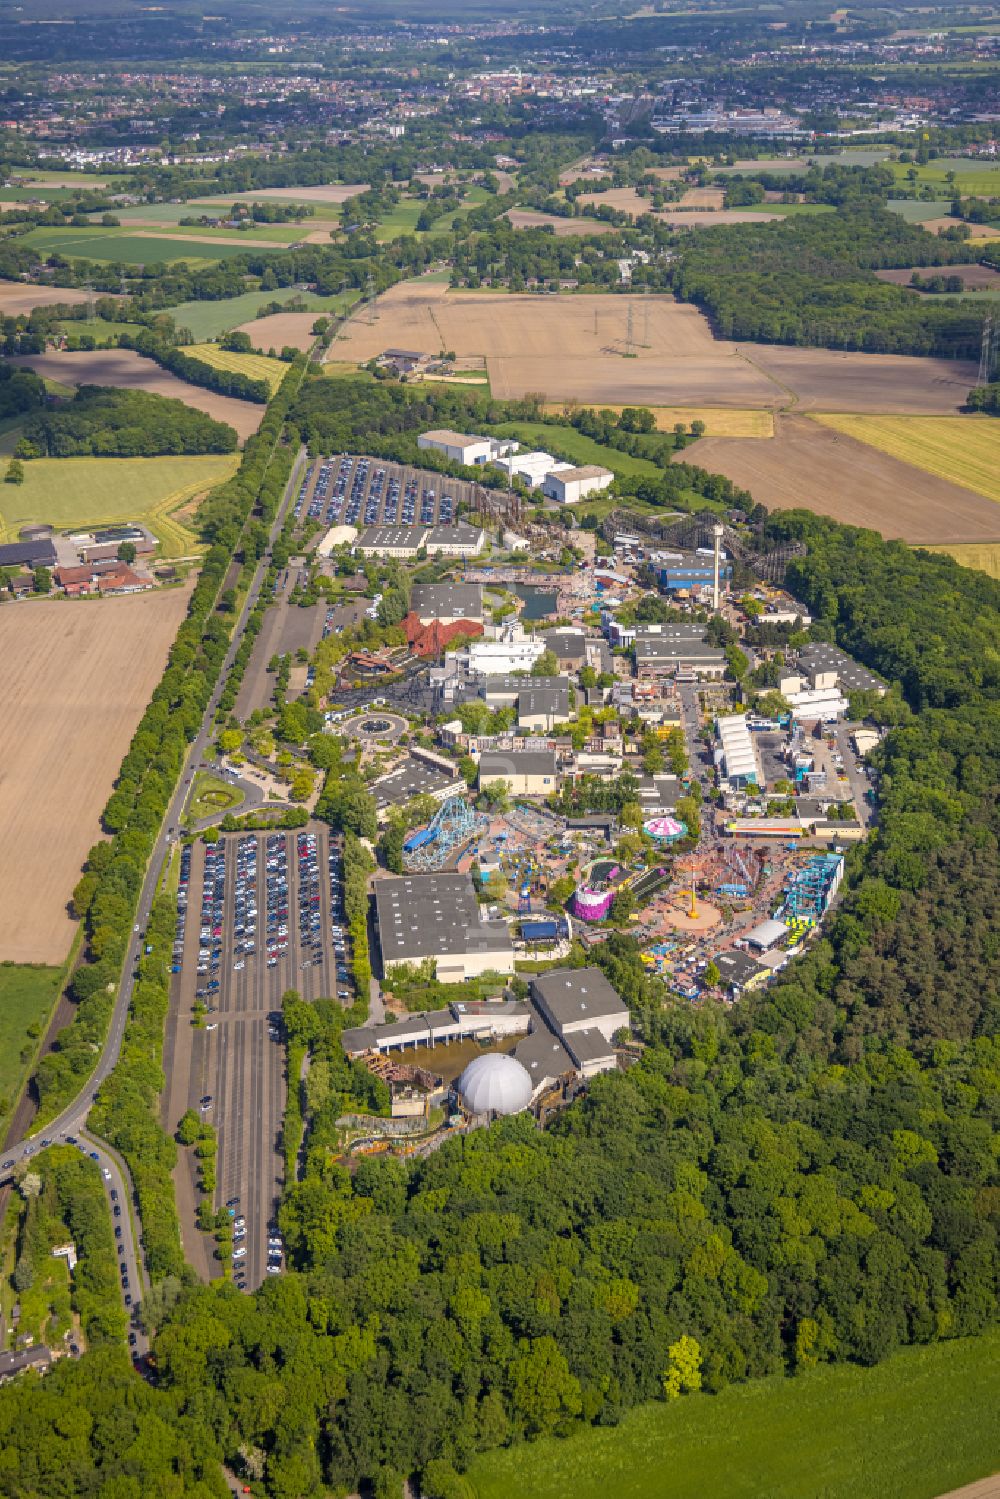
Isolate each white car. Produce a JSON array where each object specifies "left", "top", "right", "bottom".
[{"left": 232, "top": 1246, "right": 247, "bottom": 1260}]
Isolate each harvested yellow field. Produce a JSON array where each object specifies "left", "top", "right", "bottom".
[
  {"left": 812, "top": 414, "right": 1000, "bottom": 506},
  {"left": 0, "top": 584, "right": 194, "bottom": 964},
  {"left": 544, "top": 403, "right": 773, "bottom": 437},
  {"left": 678, "top": 186, "right": 725, "bottom": 209},
  {"left": 922, "top": 543, "right": 1000, "bottom": 578},
  {"left": 186, "top": 343, "right": 289, "bottom": 394}
]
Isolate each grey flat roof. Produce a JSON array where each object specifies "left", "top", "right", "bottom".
[
  {"left": 375, "top": 873, "right": 512, "bottom": 964},
  {"left": 530, "top": 967, "right": 628, "bottom": 1029},
  {"left": 481, "top": 674, "right": 570, "bottom": 695},
  {"left": 423, "top": 522, "right": 483, "bottom": 547},
  {"left": 518, "top": 686, "right": 570, "bottom": 716},
  {"left": 712, "top": 949, "right": 768, "bottom": 987},
  {"left": 372, "top": 758, "right": 455, "bottom": 807},
  {"left": 411, "top": 582, "right": 484, "bottom": 619},
  {"left": 796, "top": 642, "right": 886, "bottom": 693},
  {"left": 543, "top": 630, "right": 587, "bottom": 656},
  {"left": 479, "top": 749, "right": 557, "bottom": 777},
  {"left": 564, "top": 1026, "right": 617, "bottom": 1066},
  {"left": 635, "top": 639, "right": 726, "bottom": 663},
  {"left": 357, "top": 525, "right": 427, "bottom": 549},
  {"left": 515, "top": 1025, "right": 575, "bottom": 1080},
  {"left": 634, "top": 622, "right": 708, "bottom": 640}
]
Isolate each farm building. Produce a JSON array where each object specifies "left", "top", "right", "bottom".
[
  {"left": 0, "top": 537, "right": 58, "bottom": 570},
  {"left": 542, "top": 464, "right": 614, "bottom": 505},
  {"left": 374, "top": 872, "right": 515, "bottom": 983},
  {"left": 478, "top": 748, "right": 558, "bottom": 797}
]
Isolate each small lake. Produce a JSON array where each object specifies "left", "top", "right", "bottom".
[{"left": 513, "top": 584, "right": 558, "bottom": 620}]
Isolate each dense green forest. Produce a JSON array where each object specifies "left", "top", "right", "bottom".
[
  {"left": 15, "top": 384, "right": 238, "bottom": 457},
  {"left": 670, "top": 206, "right": 985, "bottom": 356},
  {"left": 1, "top": 497, "right": 996, "bottom": 1497}
]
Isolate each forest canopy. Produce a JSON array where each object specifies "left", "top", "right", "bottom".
[{"left": 14, "top": 383, "right": 238, "bottom": 457}]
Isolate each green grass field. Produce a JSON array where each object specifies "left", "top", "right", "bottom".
[
  {"left": 885, "top": 199, "right": 953, "bottom": 222},
  {"left": 186, "top": 343, "right": 289, "bottom": 393},
  {"left": 20, "top": 226, "right": 287, "bottom": 264},
  {"left": 487, "top": 420, "right": 663, "bottom": 480},
  {"left": 734, "top": 202, "right": 835, "bottom": 216},
  {"left": 59, "top": 318, "right": 145, "bottom": 341},
  {"left": 373, "top": 198, "right": 427, "bottom": 241},
  {"left": 151, "top": 221, "right": 319, "bottom": 245},
  {"left": 891, "top": 157, "right": 1000, "bottom": 196},
  {"left": 166, "top": 288, "right": 359, "bottom": 342},
  {"left": 467, "top": 1332, "right": 1000, "bottom": 1499},
  {"left": 0, "top": 964, "right": 63, "bottom": 1124},
  {"left": 0, "top": 453, "right": 238, "bottom": 555},
  {"left": 185, "top": 772, "right": 245, "bottom": 824}
]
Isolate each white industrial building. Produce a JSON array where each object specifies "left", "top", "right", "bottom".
[
  {"left": 417, "top": 429, "right": 495, "bottom": 465},
  {"left": 785, "top": 687, "right": 850, "bottom": 722},
  {"left": 716, "top": 713, "right": 760, "bottom": 788},
  {"left": 356, "top": 522, "right": 484, "bottom": 559},
  {"left": 374, "top": 873, "right": 514, "bottom": 983},
  {"left": 542, "top": 464, "right": 614, "bottom": 505},
  {"left": 478, "top": 748, "right": 558, "bottom": 798},
  {"left": 496, "top": 450, "right": 574, "bottom": 488},
  {"left": 464, "top": 621, "right": 545, "bottom": 676}
]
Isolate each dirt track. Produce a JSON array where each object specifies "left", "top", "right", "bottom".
[
  {"left": 0, "top": 585, "right": 193, "bottom": 965},
  {"left": 686, "top": 414, "right": 1000, "bottom": 543},
  {"left": 332, "top": 286, "right": 980, "bottom": 414},
  {"left": 12, "top": 348, "right": 264, "bottom": 441}
]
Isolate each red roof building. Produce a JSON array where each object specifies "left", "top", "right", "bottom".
[{"left": 403, "top": 611, "right": 484, "bottom": 658}]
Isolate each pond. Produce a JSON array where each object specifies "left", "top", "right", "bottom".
[{"left": 513, "top": 584, "right": 558, "bottom": 620}]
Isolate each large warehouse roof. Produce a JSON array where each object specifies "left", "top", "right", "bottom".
[{"left": 375, "top": 873, "right": 512, "bottom": 966}]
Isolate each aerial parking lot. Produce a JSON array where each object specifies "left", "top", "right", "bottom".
[
  {"left": 294, "top": 452, "right": 479, "bottom": 530},
  {"left": 162, "top": 826, "right": 351, "bottom": 1290}
]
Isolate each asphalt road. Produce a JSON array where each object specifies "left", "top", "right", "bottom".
[{"left": 0, "top": 444, "right": 307, "bottom": 1337}]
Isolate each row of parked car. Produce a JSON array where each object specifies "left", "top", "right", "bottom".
[{"left": 195, "top": 841, "right": 227, "bottom": 994}]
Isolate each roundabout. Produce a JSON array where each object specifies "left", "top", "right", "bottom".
[{"left": 341, "top": 711, "right": 408, "bottom": 744}]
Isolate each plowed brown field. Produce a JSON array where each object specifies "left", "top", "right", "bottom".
[
  {"left": 237, "top": 311, "right": 318, "bottom": 351},
  {"left": 11, "top": 348, "right": 264, "bottom": 441},
  {"left": 686, "top": 414, "right": 1000, "bottom": 543},
  {"left": 332, "top": 286, "right": 980, "bottom": 413},
  {"left": 0, "top": 280, "right": 92, "bottom": 316},
  {"left": 0, "top": 585, "right": 193, "bottom": 964}
]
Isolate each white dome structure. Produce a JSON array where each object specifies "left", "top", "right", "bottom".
[{"left": 457, "top": 1053, "right": 533, "bottom": 1116}]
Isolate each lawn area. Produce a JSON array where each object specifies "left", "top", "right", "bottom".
[
  {"left": 885, "top": 199, "right": 953, "bottom": 222},
  {"left": 166, "top": 289, "right": 359, "bottom": 342},
  {"left": 467, "top": 1331, "right": 1000, "bottom": 1499},
  {"left": 890, "top": 157, "right": 1000, "bottom": 196},
  {"left": 542, "top": 403, "right": 773, "bottom": 438},
  {"left": 186, "top": 342, "right": 289, "bottom": 393},
  {"left": 0, "top": 964, "right": 64, "bottom": 1124},
  {"left": 58, "top": 318, "right": 145, "bottom": 341},
  {"left": 811, "top": 414, "right": 1000, "bottom": 505},
  {"left": 20, "top": 226, "right": 287, "bottom": 264},
  {"left": 374, "top": 198, "right": 427, "bottom": 241},
  {"left": 733, "top": 202, "right": 835, "bottom": 217},
  {"left": 0, "top": 453, "right": 238, "bottom": 555},
  {"left": 185, "top": 772, "right": 245, "bottom": 824},
  {"left": 155, "top": 221, "right": 321, "bottom": 245},
  {"left": 922, "top": 542, "right": 1000, "bottom": 578},
  {"left": 488, "top": 420, "right": 663, "bottom": 480}
]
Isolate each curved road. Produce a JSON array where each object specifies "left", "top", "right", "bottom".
[{"left": 0, "top": 444, "right": 306, "bottom": 1342}]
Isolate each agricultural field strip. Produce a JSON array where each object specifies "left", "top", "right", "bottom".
[
  {"left": 811, "top": 414, "right": 1000, "bottom": 505},
  {"left": 0, "top": 585, "right": 195, "bottom": 965},
  {"left": 185, "top": 343, "right": 289, "bottom": 393}
]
